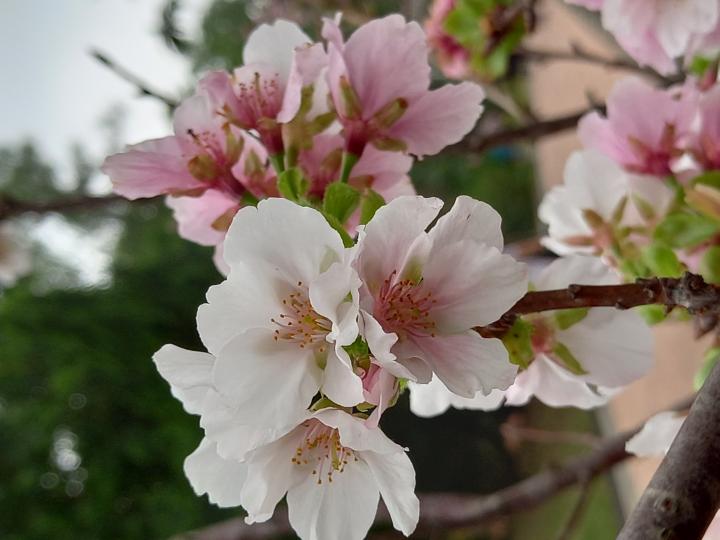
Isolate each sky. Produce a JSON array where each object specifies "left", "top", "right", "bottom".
[{"left": 0, "top": 0, "right": 211, "bottom": 283}]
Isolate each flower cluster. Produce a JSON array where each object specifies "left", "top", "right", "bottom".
[
  {"left": 541, "top": 76, "right": 720, "bottom": 296},
  {"left": 102, "top": 15, "right": 485, "bottom": 272},
  {"left": 568, "top": 0, "right": 720, "bottom": 76},
  {"left": 154, "top": 195, "right": 529, "bottom": 539}
]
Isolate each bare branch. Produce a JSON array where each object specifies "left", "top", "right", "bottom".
[
  {"left": 90, "top": 48, "right": 180, "bottom": 109},
  {"left": 619, "top": 362, "right": 720, "bottom": 539},
  {"left": 479, "top": 273, "right": 720, "bottom": 338},
  {"left": 0, "top": 194, "right": 126, "bottom": 220},
  {"left": 452, "top": 107, "right": 600, "bottom": 154}
]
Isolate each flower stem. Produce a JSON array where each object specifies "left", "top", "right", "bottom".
[
  {"left": 338, "top": 152, "right": 359, "bottom": 183},
  {"left": 269, "top": 153, "right": 285, "bottom": 175}
]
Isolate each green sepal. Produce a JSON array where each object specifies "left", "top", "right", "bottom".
[
  {"left": 641, "top": 243, "right": 685, "bottom": 277},
  {"left": 654, "top": 212, "right": 720, "bottom": 248},
  {"left": 502, "top": 317, "right": 534, "bottom": 370},
  {"left": 691, "top": 171, "right": 720, "bottom": 189},
  {"left": 323, "top": 182, "right": 361, "bottom": 225},
  {"left": 359, "top": 189, "right": 386, "bottom": 225},
  {"left": 554, "top": 308, "right": 589, "bottom": 331},
  {"left": 637, "top": 304, "right": 668, "bottom": 325},
  {"left": 700, "top": 245, "right": 720, "bottom": 284},
  {"left": 552, "top": 342, "right": 588, "bottom": 376},
  {"left": 323, "top": 212, "right": 355, "bottom": 248},
  {"left": 276, "top": 167, "right": 308, "bottom": 202},
  {"left": 694, "top": 347, "right": 720, "bottom": 391}
]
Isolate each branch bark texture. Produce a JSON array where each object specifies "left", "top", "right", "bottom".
[{"left": 618, "top": 363, "right": 720, "bottom": 539}]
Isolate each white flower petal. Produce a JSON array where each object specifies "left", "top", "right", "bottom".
[
  {"left": 152, "top": 344, "right": 214, "bottom": 415},
  {"left": 359, "top": 310, "right": 416, "bottom": 380},
  {"left": 322, "top": 349, "right": 365, "bottom": 407},
  {"left": 223, "top": 198, "right": 344, "bottom": 285},
  {"left": 242, "top": 427, "right": 307, "bottom": 523},
  {"left": 428, "top": 195, "right": 503, "bottom": 250},
  {"left": 626, "top": 411, "right": 685, "bottom": 457},
  {"left": 408, "top": 376, "right": 505, "bottom": 418},
  {"left": 184, "top": 438, "right": 247, "bottom": 508},
  {"left": 212, "top": 328, "right": 322, "bottom": 428},
  {"left": 361, "top": 449, "right": 419, "bottom": 537},
  {"left": 287, "top": 457, "right": 379, "bottom": 540},
  {"left": 315, "top": 409, "right": 402, "bottom": 454},
  {"left": 358, "top": 196, "right": 442, "bottom": 295},
  {"left": 422, "top": 242, "right": 528, "bottom": 331},
  {"left": 243, "top": 19, "right": 312, "bottom": 84},
  {"left": 410, "top": 331, "right": 517, "bottom": 398},
  {"left": 196, "top": 264, "right": 287, "bottom": 356},
  {"left": 309, "top": 261, "right": 361, "bottom": 347},
  {"left": 534, "top": 255, "right": 617, "bottom": 290}
]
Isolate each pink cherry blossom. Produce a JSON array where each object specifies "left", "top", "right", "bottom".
[
  {"left": 578, "top": 77, "right": 697, "bottom": 176},
  {"left": 569, "top": 0, "right": 719, "bottom": 75},
  {"left": 355, "top": 195, "right": 528, "bottom": 398},
  {"left": 199, "top": 20, "right": 326, "bottom": 155},
  {"left": 102, "top": 93, "right": 251, "bottom": 200},
  {"left": 323, "top": 14, "right": 485, "bottom": 157},
  {"left": 694, "top": 85, "right": 720, "bottom": 170},
  {"left": 425, "top": 0, "right": 471, "bottom": 80}
]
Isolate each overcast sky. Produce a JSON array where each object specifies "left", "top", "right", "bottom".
[{"left": 0, "top": 0, "right": 211, "bottom": 283}]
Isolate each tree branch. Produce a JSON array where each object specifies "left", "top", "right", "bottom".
[
  {"left": 0, "top": 194, "right": 126, "bottom": 220},
  {"left": 618, "top": 362, "right": 720, "bottom": 539},
  {"left": 174, "top": 397, "right": 695, "bottom": 539},
  {"left": 478, "top": 273, "right": 720, "bottom": 338},
  {"left": 452, "top": 106, "right": 600, "bottom": 154},
  {"left": 90, "top": 48, "right": 180, "bottom": 109}
]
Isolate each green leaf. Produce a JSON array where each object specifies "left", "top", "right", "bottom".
[
  {"left": 554, "top": 308, "right": 589, "bottom": 331},
  {"left": 501, "top": 318, "right": 534, "bottom": 370},
  {"left": 654, "top": 212, "right": 720, "bottom": 248},
  {"left": 700, "top": 245, "right": 720, "bottom": 284},
  {"left": 642, "top": 243, "right": 684, "bottom": 277},
  {"left": 323, "top": 212, "right": 355, "bottom": 248},
  {"left": 689, "top": 55, "right": 714, "bottom": 76},
  {"left": 691, "top": 171, "right": 720, "bottom": 189},
  {"left": 323, "top": 182, "right": 361, "bottom": 224},
  {"left": 552, "top": 342, "right": 588, "bottom": 376},
  {"left": 695, "top": 347, "right": 720, "bottom": 391},
  {"left": 638, "top": 304, "right": 667, "bottom": 325},
  {"left": 276, "top": 167, "right": 308, "bottom": 202},
  {"left": 359, "top": 190, "right": 385, "bottom": 225}
]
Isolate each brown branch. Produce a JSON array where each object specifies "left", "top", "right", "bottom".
[
  {"left": 90, "top": 48, "right": 179, "bottom": 109},
  {"left": 0, "top": 194, "right": 126, "bottom": 220},
  {"left": 519, "top": 44, "right": 666, "bottom": 81},
  {"left": 175, "top": 397, "right": 695, "bottom": 539},
  {"left": 618, "top": 362, "right": 720, "bottom": 539},
  {"left": 478, "top": 272, "right": 720, "bottom": 338},
  {"left": 452, "top": 107, "right": 599, "bottom": 154}
]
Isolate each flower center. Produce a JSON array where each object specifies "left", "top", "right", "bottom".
[
  {"left": 377, "top": 270, "right": 437, "bottom": 338},
  {"left": 235, "top": 72, "right": 283, "bottom": 128},
  {"left": 290, "top": 420, "right": 358, "bottom": 485},
  {"left": 271, "top": 283, "right": 332, "bottom": 351}
]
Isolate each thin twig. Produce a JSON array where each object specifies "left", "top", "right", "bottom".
[
  {"left": 90, "top": 48, "right": 180, "bottom": 109},
  {"left": 501, "top": 423, "right": 601, "bottom": 448},
  {"left": 519, "top": 44, "right": 665, "bottom": 81},
  {"left": 452, "top": 106, "right": 600, "bottom": 154},
  {"left": 0, "top": 194, "right": 126, "bottom": 220},
  {"left": 174, "top": 397, "right": 696, "bottom": 539},
  {"left": 555, "top": 477, "right": 593, "bottom": 540}
]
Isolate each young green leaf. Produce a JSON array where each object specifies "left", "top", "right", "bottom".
[{"left": 323, "top": 182, "right": 361, "bottom": 224}]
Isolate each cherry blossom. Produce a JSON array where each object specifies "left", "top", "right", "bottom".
[
  {"left": 185, "top": 410, "right": 418, "bottom": 540},
  {"left": 355, "top": 195, "right": 528, "bottom": 398},
  {"left": 694, "top": 85, "right": 720, "bottom": 170},
  {"left": 153, "top": 345, "right": 417, "bottom": 539},
  {"left": 567, "top": 0, "right": 719, "bottom": 75},
  {"left": 177, "top": 198, "right": 365, "bottom": 429},
  {"left": 425, "top": 0, "right": 471, "bottom": 80},
  {"left": 539, "top": 150, "right": 673, "bottom": 257},
  {"left": 408, "top": 256, "right": 653, "bottom": 415},
  {"left": 578, "top": 77, "right": 697, "bottom": 176},
  {"left": 323, "top": 14, "right": 485, "bottom": 157}
]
